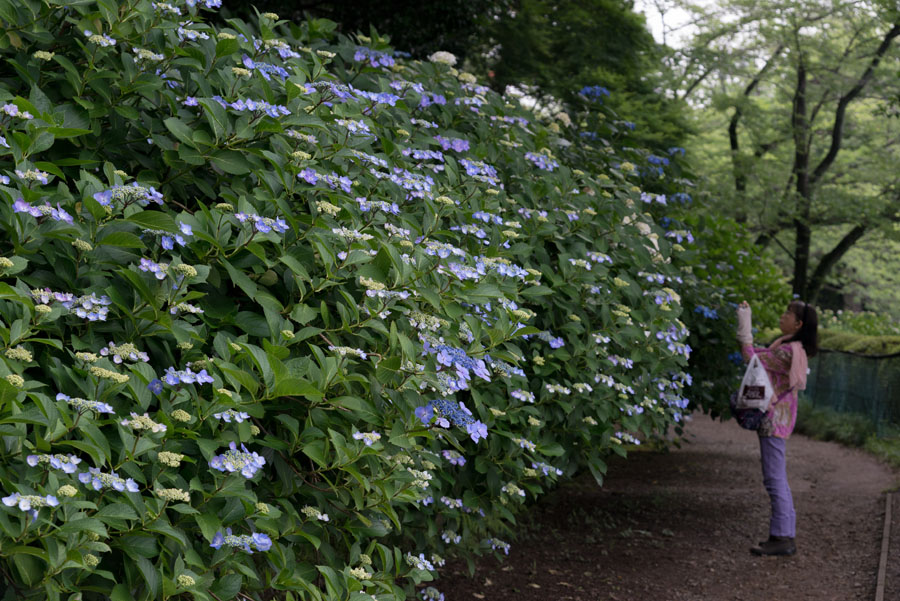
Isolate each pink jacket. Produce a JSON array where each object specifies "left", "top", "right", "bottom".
[{"left": 741, "top": 336, "right": 808, "bottom": 438}]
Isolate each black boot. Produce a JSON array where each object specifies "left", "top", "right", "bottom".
[{"left": 750, "top": 536, "right": 796, "bottom": 556}]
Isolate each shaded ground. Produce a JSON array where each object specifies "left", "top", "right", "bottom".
[{"left": 439, "top": 413, "right": 900, "bottom": 601}]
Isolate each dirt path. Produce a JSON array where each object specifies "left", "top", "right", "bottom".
[{"left": 438, "top": 413, "right": 900, "bottom": 601}]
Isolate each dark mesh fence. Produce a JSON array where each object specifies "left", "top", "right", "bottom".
[{"left": 803, "top": 350, "right": 900, "bottom": 434}]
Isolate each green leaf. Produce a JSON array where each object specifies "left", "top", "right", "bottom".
[
  {"left": 215, "top": 38, "right": 240, "bottom": 57},
  {"left": 135, "top": 556, "right": 161, "bottom": 598},
  {"left": 126, "top": 211, "right": 178, "bottom": 233},
  {"left": 59, "top": 518, "right": 107, "bottom": 537},
  {"left": 96, "top": 503, "right": 139, "bottom": 521},
  {"left": 272, "top": 378, "right": 322, "bottom": 400},
  {"left": 46, "top": 126, "right": 91, "bottom": 138},
  {"left": 97, "top": 231, "right": 146, "bottom": 248},
  {"left": 164, "top": 117, "right": 197, "bottom": 149},
  {"left": 211, "top": 150, "right": 250, "bottom": 175}
]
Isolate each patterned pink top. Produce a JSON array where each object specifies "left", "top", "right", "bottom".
[{"left": 741, "top": 343, "right": 798, "bottom": 439}]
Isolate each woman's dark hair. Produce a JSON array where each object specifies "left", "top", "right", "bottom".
[{"left": 788, "top": 300, "right": 818, "bottom": 357}]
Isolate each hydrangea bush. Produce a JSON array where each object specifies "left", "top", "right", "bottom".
[{"left": 0, "top": 3, "right": 696, "bottom": 599}]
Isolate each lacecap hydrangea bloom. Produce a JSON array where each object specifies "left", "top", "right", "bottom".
[
  {"left": 210, "top": 528, "right": 272, "bottom": 553},
  {"left": 208, "top": 442, "right": 266, "bottom": 478}
]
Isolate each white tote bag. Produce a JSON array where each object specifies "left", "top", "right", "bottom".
[{"left": 736, "top": 355, "right": 774, "bottom": 412}]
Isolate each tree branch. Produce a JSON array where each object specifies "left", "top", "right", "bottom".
[
  {"left": 806, "top": 224, "right": 868, "bottom": 303},
  {"left": 809, "top": 23, "right": 900, "bottom": 187},
  {"left": 729, "top": 44, "right": 784, "bottom": 192}
]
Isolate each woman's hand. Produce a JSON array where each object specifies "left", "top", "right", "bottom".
[{"left": 736, "top": 300, "right": 753, "bottom": 344}]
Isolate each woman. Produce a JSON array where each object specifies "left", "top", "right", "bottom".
[{"left": 736, "top": 299, "right": 818, "bottom": 557}]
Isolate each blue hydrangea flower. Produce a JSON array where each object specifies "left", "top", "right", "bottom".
[
  {"left": 26, "top": 453, "right": 82, "bottom": 474},
  {"left": 524, "top": 152, "right": 559, "bottom": 171},
  {"left": 13, "top": 199, "right": 72, "bottom": 222},
  {"left": 433, "top": 135, "right": 470, "bottom": 152},
  {"left": 56, "top": 393, "right": 115, "bottom": 414},
  {"left": 93, "top": 182, "right": 163, "bottom": 207},
  {"left": 234, "top": 212, "right": 290, "bottom": 234},
  {"left": 353, "top": 46, "right": 395, "bottom": 68},
  {"left": 158, "top": 366, "right": 215, "bottom": 387},
  {"left": 213, "top": 409, "right": 250, "bottom": 423},
  {"left": 210, "top": 527, "right": 272, "bottom": 553},
  {"left": 441, "top": 450, "right": 465, "bottom": 466},
  {"left": 2, "top": 492, "right": 59, "bottom": 521},
  {"left": 352, "top": 431, "right": 381, "bottom": 446},
  {"left": 209, "top": 442, "right": 266, "bottom": 478},
  {"left": 78, "top": 467, "right": 140, "bottom": 492}
]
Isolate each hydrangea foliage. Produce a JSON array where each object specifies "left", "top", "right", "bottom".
[{"left": 0, "top": 3, "right": 702, "bottom": 600}]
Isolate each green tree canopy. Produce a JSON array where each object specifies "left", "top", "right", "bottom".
[{"left": 666, "top": 0, "right": 900, "bottom": 305}]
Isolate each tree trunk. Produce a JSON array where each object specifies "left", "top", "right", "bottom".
[{"left": 791, "top": 54, "right": 811, "bottom": 299}]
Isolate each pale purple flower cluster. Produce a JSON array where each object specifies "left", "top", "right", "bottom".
[
  {"left": 210, "top": 95, "right": 289, "bottom": 117},
  {"left": 15, "top": 169, "right": 51, "bottom": 185},
  {"left": 441, "top": 450, "right": 465, "bottom": 466},
  {"left": 423, "top": 240, "right": 466, "bottom": 259},
  {"left": 241, "top": 55, "right": 289, "bottom": 81},
  {"left": 415, "top": 399, "right": 488, "bottom": 443},
  {"left": 516, "top": 207, "right": 548, "bottom": 220},
  {"left": 419, "top": 94, "right": 447, "bottom": 108},
  {"left": 350, "top": 149, "right": 388, "bottom": 169},
  {"left": 93, "top": 182, "right": 164, "bottom": 207},
  {"left": 449, "top": 224, "right": 488, "bottom": 244},
  {"left": 459, "top": 158, "right": 500, "bottom": 186},
  {"left": 143, "top": 221, "right": 193, "bottom": 249},
  {"left": 353, "top": 46, "right": 395, "bottom": 68},
  {"left": 355, "top": 89, "right": 400, "bottom": 106},
  {"left": 666, "top": 229, "right": 694, "bottom": 243},
  {"left": 13, "top": 199, "right": 72, "bottom": 222},
  {"left": 298, "top": 169, "right": 354, "bottom": 194},
  {"left": 209, "top": 442, "right": 266, "bottom": 478},
  {"left": 79, "top": 467, "right": 140, "bottom": 492},
  {"left": 213, "top": 409, "right": 250, "bottom": 423},
  {"left": 402, "top": 148, "right": 444, "bottom": 162},
  {"left": 26, "top": 453, "right": 82, "bottom": 474},
  {"left": 2, "top": 103, "right": 33, "bottom": 119},
  {"left": 532, "top": 461, "right": 563, "bottom": 476},
  {"left": 100, "top": 342, "right": 149, "bottom": 363},
  {"left": 210, "top": 528, "right": 272, "bottom": 553},
  {"left": 186, "top": 0, "right": 223, "bottom": 9},
  {"left": 234, "top": 212, "right": 289, "bottom": 234},
  {"left": 56, "top": 393, "right": 115, "bottom": 414},
  {"left": 370, "top": 167, "right": 435, "bottom": 199},
  {"left": 422, "top": 336, "right": 491, "bottom": 382},
  {"left": 83, "top": 29, "right": 116, "bottom": 46},
  {"left": 335, "top": 118, "right": 372, "bottom": 136},
  {"left": 160, "top": 366, "right": 215, "bottom": 387},
  {"left": 471, "top": 211, "right": 504, "bottom": 225},
  {"left": 352, "top": 431, "right": 382, "bottom": 446},
  {"left": 587, "top": 251, "right": 612, "bottom": 265},
  {"left": 511, "top": 389, "right": 535, "bottom": 403},
  {"left": 139, "top": 258, "right": 168, "bottom": 280},
  {"left": 524, "top": 152, "right": 559, "bottom": 171},
  {"left": 486, "top": 538, "right": 510, "bottom": 554},
  {"left": 440, "top": 531, "right": 461, "bottom": 544},
  {"left": 486, "top": 355, "right": 526, "bottom": 378},
  {"left": 537, "top": 331, "right": 565, "bottom": 349},
  {"left": 640, "top": 192, "right": 667, "bottom": 205},
  {"left": 176, "top": 23, "right": 211, "bottom": 42},
  {"left": 434, "top": 135, "right": 470, "bottom": 152},
  {"left": 2, "top": 492, "right": 59, "bottom": 520},
  {"left": 33, "top": 290, "right": 111, "bottom": 321},
  {"left": 357, "top": 197, "right": 400, "bottom": 214},
  {"left": 608, "top": 355, "right": 635, "bottom": 369}
]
